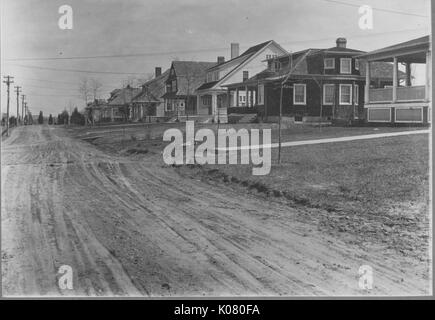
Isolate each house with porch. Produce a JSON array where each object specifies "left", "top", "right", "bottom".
[
  {"left": 131, "top": 67, "right": 169, "bottom": 121},
  {"left": 224, "top": 38, "right": 401, "bottom": 124},
  {"left": 103, "top": 85, "right": 141, "bottom": 122},
  {"left": 161, "top": 61, "right": 216, "bottom": 119},
  {"left": 358, "top": 35, "right": 431, "bottom": 124},
  {"left": 196, "top": 41, "right": 288, "bottom": 123}
]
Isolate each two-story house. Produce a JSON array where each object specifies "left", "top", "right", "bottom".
[
  {"left": 358, "top": 35, "right": 431, "bottom": 124},
  {"left": 161, "top": 61, "right": 216, "bottom": 119},
  {"left": 131, "top": 67, "right": 170, "bottom": 121},
  {"left": 196, "top": 40, "right": 288, "bottom": 122},
  {"left": 225, "top": 38, "right": 401, "bottom": 124}
]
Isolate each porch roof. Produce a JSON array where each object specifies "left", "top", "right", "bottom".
[{"left": 357, "top": 35, "right": 430, "bottom": 63}]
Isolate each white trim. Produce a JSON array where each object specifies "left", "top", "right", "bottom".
[
  {"left": 340, "top": 58, "right": 352, "bottom": 74},
  {"left": 367, "top": 107, "right": 391, "bottom": 123},
  {"left": 324, "top": 58, "right": 335, "bottom": 70},
  {"left": 394, "top": 106, "right": 423, "bottom": 123},
  {"left": 323, "top": 84, "right": 335, "bottom": 105},
  {"left": 211, "top": 40, "right": 288, "bottom": 89},
  {"left": 339, "top": 84, "right": 353, "bottom": 105},
  {"left": 428, "top": 107, "right": 431, "bottom": 123},
  {"left": 293, "top": 83, "right": 306, "bottom": 105}
]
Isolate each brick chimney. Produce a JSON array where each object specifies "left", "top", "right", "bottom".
[
  {"left": 155, "top": 67, "right": 162, "bottom": 77},
  {"left": 336, "top": 38, "right": 347, "bottom": 48},
  {"left": 217, "top": 56, "right": 225, "bottom": 64},
  {"left": 231, "top": 43, "right": 239, "bottom": 59}
]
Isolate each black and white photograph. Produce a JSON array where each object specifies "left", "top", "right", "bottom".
[{"left": 0, "top": 0, "right": 433, "bottom": 301}]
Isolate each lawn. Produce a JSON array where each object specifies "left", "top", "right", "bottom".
[
  {"left": 173, "top": 132, "right": 430, "bottom": 261},
  {"left": 79, "top": 123, "right": 430, "bottom": 261}
]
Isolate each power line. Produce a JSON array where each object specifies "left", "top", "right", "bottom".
[
  {"left": 317, "top": 0, "right": 428, "bottom": 18},
  {"left": 3, "top": 26, "right": 427, "bottom": 62},
  {"left": 10, "top": 64, "right": 146, "bottom": 75}
]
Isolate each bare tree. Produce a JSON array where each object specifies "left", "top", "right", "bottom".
[
  {"left": 90, "top": 78, "right": 103, "bottom": 101},
  {"left": 78, "top": 78, "right": 92, "bottom": 106}
]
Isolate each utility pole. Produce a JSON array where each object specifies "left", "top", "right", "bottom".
[
  {"left": 14, "top": 86, "right": 21, "bottom": 126},
  {"left": 3, "top": 76, "right": 14, "bottom": 136},
  {"left": 21, "top": 94, "right": 26, "bottom": 124}
]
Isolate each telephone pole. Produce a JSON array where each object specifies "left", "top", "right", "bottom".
[
  {"left": 21, "top": 94, "right": 26, "bottom": 123},
  {"left": 3, "top": 76, "right": 14, "bottom": 136},
  {"left": 14, "top": 86, "right": 21, "bottom": 125}
]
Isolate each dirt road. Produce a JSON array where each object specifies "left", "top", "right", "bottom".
[{"left": 1, "top": 125, "right": 430, "bottom": 296}]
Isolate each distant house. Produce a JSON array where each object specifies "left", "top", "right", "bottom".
[
  {"left": 358, "top": 35, "right": 431, "bottom": 124},
  {"left": 85, "top": 99, "right": 107, "bottom": 123},
  {"left": 103, "top": 85, "right": 141, "bottom": 122},
  {"left": 196, "top": 40, "right": 288, "bottom": 122},
  {"left": 161, "top": 61, "right": 216, "bottom": 118},
  {"left": 131, "top": 67, "right": 170, "bottom": 121},
  {"left": 225, "top": 38, "right": 402, "bottom": 123}
]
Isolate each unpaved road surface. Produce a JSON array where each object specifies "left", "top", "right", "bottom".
[{"left": 1, "top": 125, "right": 430, "bottom": 296}]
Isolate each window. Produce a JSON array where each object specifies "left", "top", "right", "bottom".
[
  {"left": 355, "top": 59, "right": 359, "bottom": 70},
  {"left": 206, "top": 73, "right": 212, "bottom": 83},
  {"left": 272, "top": 61, "right": 281, "bottom": 72},
  {"left": 172, "top": 80, "right": 177, "bottom": 92},
  {"left": 202, "top": 96, "right": 211, "bottom": 106},
  {"left": 266, "top": 54, "right": 278, "bottom": 60},
  {"left": 243, "top": 71, "right": 249, "bottom": 81},
  {"left": 166, "top": 101, "right": 173, "bottom": 111},
  {"left": 293, "top": 84, "right": 306, "bottom": 105},
  {"left": 354, "top": 85, "right": 359, "bottom": 104},
  {"left": 340, "top": 58, "right": 352, "bottom": 74},
  {"left": 339, "top": 84, "right": 352, "bottom": 105},
  {"left": 324, "top": 58, "right": 335, "bottom": 70},
  {"left": 323, "top": 84, "right": 335, "bottom": 105},
  {"left": 258, "top": 85, "right": 264, "bottom": 105}
]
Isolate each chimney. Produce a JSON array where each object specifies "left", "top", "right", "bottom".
[
  {"left": 231, "top": 43, "right": 239, "bottom": 59},
  {"left": 217, "top": 56, "right": 225, "bottom": 64},
  {"left": 336, "top": 38, "right": 347, "bottom": 48},
  {"left": 155, "top": 67, "right": 162, "bottom": 77}
]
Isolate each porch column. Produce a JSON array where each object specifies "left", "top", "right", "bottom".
[
  {"left": 426, "top": 50, "right": 431, "bottom": 102},
  {"left": 245, "top": 85, "right": 249, "bottom": 107},
  {"left": 364, "top": 61, "right": 371, "bottom": 103},
  {"left": 227, "top": 88, "right": 231, "bottom": 108},
  {"left": 212, "top": 93, "right": 217, "bottom": 115},
  {"left": 405, "top": 62, "right": 412, "bottom": 86},
  {"left": 392, "top": 57, "right": 398, "bottom": 102},
  {"left": 111, "top": 107, "right": 114, "bottom": 122}
]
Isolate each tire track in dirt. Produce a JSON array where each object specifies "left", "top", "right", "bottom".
[{"left": 1, "top": 125, "right": 431, "bottom": 296}]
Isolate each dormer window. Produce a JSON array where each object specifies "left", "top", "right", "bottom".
[
  {"left": 340, "top": 58, "right": 352, "bottom": 74},
  {"left": 324, "top": 58, "right": 335, "bottom": 70}
]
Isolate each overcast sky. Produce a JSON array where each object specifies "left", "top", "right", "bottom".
[{"left": 1, "top": 0, "right": 431, "bottom": 116}]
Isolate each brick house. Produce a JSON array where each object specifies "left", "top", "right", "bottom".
[{"left": 224, "top": 38, "right": 401, "bottom": 124}]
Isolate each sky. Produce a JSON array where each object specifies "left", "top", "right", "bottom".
[{"left": 0, "top": 0, "right": 431, "bottom": 117}]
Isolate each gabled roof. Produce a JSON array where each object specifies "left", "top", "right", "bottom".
[
  {"left": 207, "top": 40, "right": 274, "bottom": 72},
  {"left": 169, "top": 61, "right": 216, "bottom": 95},
  {"left": 198, "top": 40, "right": 288, "bottom": 91},
  {"left": 133, "top": 69, "right": 170, "bottom": 103},
  {"left": 107, "top": 86, "right": 142, "bottom": 106}
]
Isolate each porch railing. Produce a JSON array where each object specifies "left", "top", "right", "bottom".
[{"left": 368, "top": 86, "right": 426, "bottom": 103}]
